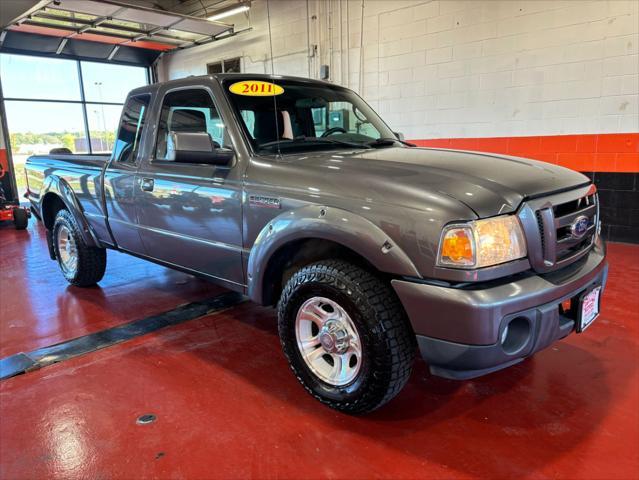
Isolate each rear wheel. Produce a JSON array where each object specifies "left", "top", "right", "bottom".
[
  {"left": 12, "top": 208, "right": 28, "bottom": 230},
  {"left": 277, "top": 260, "right": 415, "bottom": 414},
  {"left": 53, "top": 209, "right": 106, "bottom": 286}
]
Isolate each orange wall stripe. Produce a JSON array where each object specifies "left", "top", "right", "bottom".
[
  {"left": 7, "top": 24, "right": 175, "bottom": 51},
  {"left": 410, "top": 133, "right": 639, "bottom": 173}
]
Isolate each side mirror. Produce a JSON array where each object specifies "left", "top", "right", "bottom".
[
  {"left": 393, "top": 131, "right": 405, "bottom": 141},
  {"left": 166, "top": 131, "right": 233, "bottom": 166}
]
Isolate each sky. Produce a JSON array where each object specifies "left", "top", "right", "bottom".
[{"left": 1, "top": 53, "right": 147, "bottom": 134}]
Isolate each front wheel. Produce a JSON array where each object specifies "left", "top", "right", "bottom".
[
  {"left": 277, "top": 260, "right": 415, "bottom": 414},
  {"left": 53, "top": 209, "right": 106, "bottom": 287}
]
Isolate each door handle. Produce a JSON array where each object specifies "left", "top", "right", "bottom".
[{"left": 140, "top": 178, "right": 154, "bottom": 192}]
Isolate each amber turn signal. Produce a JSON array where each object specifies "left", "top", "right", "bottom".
[{"left": 439, "top": 227, "right": 475, "bottom": 266}]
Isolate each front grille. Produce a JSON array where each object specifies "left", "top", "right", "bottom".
[
  {"left": 519, "top": 185, "right": 598, "bottom": 273},
  {"left": 552, "top": 192, "right": 597, "bottom": 263},
  {"left": 535, "top": 210, "right": 546, "bottom": 255}
]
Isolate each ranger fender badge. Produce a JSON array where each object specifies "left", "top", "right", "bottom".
[{"left": 249, "top": 195, "right": 281, "bottom": 209}]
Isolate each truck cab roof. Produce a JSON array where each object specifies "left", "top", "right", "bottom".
[{"left": 128, "top": 73, "right": 339, "bottom": 97}]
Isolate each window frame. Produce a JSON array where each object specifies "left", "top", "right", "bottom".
[
  {"left": 206, "top": 57, "right": 241, "bottom": 75},
  {"left": 151, "top": 85, "right": 231, "bottom": 165},
  {"left": 0, "top": 52, "right": 150, "bottom": 155}
]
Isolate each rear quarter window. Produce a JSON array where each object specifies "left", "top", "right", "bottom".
[{"left": 112, "top": 94, "right": 150, "bottom": 163}]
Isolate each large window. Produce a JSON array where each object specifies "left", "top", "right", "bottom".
[
  {"left": 81, "top": 62, "right": 148, "bottom": 104},
  {"left": 1, "top": 55, "right": 81, "bottom": 101},
  {"left": 0, "top": 53, "right": 148, "bottom": 196}
]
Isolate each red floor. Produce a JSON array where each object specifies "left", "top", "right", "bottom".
[
  {"left": 0, "top": 223, "right": 221, "bottom": 358},
  {"left": 1, "top": 221, "right": 638, "bottom": 479}
]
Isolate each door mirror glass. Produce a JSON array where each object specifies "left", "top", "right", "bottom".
[{"left": 166, "top": 132, "right": 233, "bottom": 165}]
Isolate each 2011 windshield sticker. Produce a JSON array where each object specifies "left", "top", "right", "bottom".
[{"left": 229, "top": 80, "right": 284, "bottom": 96}]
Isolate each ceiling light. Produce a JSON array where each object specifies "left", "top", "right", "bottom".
[{"left": 207, "top": 3, "right": 250, "bottom": 21}]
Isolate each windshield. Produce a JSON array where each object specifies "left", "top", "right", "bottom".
[{"left": 222, "top": 77, "right": 398, "bottom": 153}]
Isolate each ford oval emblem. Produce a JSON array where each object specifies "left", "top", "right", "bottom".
[{"left": 570, "top": 215, "right": 590, "bottom": 239}]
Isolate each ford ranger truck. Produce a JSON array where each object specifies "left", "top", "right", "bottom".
[{"left": 25, "top": 74, "right": 608, "bottom": 414}]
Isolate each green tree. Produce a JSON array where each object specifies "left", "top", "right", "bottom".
[{"left": 61, "top": 134, "right": 75, "bottom": 152}]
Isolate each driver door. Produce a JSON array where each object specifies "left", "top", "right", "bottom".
[{"left": 135, "top": 86, "right": 244, "bottom": 287}]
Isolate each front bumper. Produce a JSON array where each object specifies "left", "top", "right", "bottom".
[{"left": 392, "top": 239, "right": 608, "bottom": 380}]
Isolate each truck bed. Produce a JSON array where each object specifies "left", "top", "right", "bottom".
[{"left": 25, "top": 154, "right": 111, "bottom": 242}]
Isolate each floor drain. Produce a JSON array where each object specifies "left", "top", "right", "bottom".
[{"left": 136, "top": 414, "right": 157, "bottom": 425}]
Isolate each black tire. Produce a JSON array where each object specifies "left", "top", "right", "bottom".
[
  {"left": 52, "top": 209, "right": 106, "bottom": 287},
  {"left": 278, "top": 260, "right": 416, "bottom": 414},
  {"left": 12, "top": 208, "right": 28, "bottom": 230}
]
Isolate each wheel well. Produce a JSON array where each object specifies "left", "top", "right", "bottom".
[
  {"left": 261, "top": 238, "right": 384, "bottom": 306},
  {"left": 41, "top": 193, "right": 67, "bottom": 230}
]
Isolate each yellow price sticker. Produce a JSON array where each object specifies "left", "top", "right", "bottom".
[{"left": 229, "top": 80, "right": 284, "bottom": 97}]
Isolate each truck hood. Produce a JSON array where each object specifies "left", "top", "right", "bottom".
[{"left": 280, "top": 147, "right": 590, "bottom": 217}]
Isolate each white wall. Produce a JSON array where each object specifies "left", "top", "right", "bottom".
[
  {"left": 158, "top": 0, "right": 639, "bottom": 140},
  {"left": 157, "top": 0, "right": 311, "bottom": 79}
]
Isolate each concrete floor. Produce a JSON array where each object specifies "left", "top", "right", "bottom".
[{"left": 1, "top": 221, "right": 638, "bottom": 479}]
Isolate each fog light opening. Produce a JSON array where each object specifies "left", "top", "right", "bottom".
[{"left": 501, "top": 316, "right": 531, "bottom": 355}]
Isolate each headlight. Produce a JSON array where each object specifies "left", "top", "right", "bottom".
[{"left": 437, "top": 215, "right": 527, "bottom": 268}]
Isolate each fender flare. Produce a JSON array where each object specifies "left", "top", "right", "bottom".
[
  {"left": 40, "top": 175, "right": 100, "bottom": 247},
  {"left": 246, "top": 204, "right": 421, "bottom": 303}
]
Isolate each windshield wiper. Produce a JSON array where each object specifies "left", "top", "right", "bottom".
[
  {"left": 258, "top": 136, "right": 372, "bottom": 151},
  {"left": 367, "top": 137, "right": 416, "bottom": 148}
]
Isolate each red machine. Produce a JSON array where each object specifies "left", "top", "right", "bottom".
[{"left": 0, "top": 134, "right": 30, "bottom": 230}]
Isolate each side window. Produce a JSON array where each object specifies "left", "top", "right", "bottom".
[
  {"left": 113, "top": 94, "right": 150, "bottom": 163},
  {"left": 155, "top": 89, "right": 226, "bottom": 160}
]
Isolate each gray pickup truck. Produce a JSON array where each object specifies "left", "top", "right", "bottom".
[{"left": 25, "top": 74, "right": 608, "bottom": 413}]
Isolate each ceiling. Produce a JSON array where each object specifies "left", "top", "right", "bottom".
[
  {"left": 152, "top": 0, "right": 241, "bottom": 17},
  {"left": 0, "top": 0, "right": 242, "bottom": 66}
]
